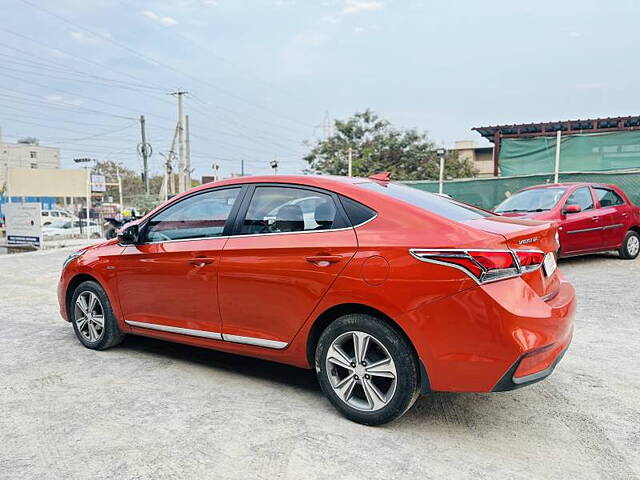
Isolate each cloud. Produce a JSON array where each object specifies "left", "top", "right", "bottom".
[
  {"left": 353, "top": 24, "right": 381, "bottom": 34},
  {"left": 321, "top": 15, "right": 340, "bottom": 24},
  {"left": 44, "top": 95, "right": 83, "bottom": 106},
  {"left": 343, "top": 0, "right": 384, "bottom": 14},
  {"left": 44, "top": 94, "right": 64, "bottom": 104},
  {"left": 141, "top": 10, "right": 178, "bottom": 26},
  {"left": 279, "top": 31, "right": 329, "bottom": 75},
  {"left": 70, "top": 30, "right": 110, "bottom": 43},
  {"left": 568, "top": 31, "right": 581, "bottom": 38}
]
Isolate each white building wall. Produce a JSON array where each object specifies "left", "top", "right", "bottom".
[{"left": 1, "top": 142, "right": 61, "bottom": 188}]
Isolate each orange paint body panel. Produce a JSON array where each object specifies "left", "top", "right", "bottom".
[{"left": 58, "top": 175, "right": 576, "bottom": 393}]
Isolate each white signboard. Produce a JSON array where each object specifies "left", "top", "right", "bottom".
[
  {"left": 91, "top": 174, "right": 106, "bottom": 192},
  {"left": 4, "top": 203, "right": 43, "bottom": 247}
]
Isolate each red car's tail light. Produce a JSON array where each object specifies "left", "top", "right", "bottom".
[
  {"left": 409, "top": 248, "right": 545, "bottom": 284},
  {"left": 516, "top": 250, "right": 545, "bottom": 269}
]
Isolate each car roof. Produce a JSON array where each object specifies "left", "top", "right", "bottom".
[{"left": 520, "top": 182, "right": 617, "bottom": 192}]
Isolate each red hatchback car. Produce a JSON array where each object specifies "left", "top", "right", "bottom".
[
  {"left": 59, "top": 175, "right": 575, "bottom": 425},
  {"left": 495, "top": 183, "right": 640, "bottom": 259}
]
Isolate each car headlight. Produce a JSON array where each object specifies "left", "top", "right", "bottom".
[{"left": 63, "top": 250, "right": 85, "bottom": 269}]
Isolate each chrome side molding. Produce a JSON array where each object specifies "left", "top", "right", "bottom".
[
  {"left": 124, "top": 320, "right": 288, "bottom": 349},
  {"left": 222, "top": 334, "right": 288, "bottom": 350},
  {"left": 125, "top": 320, "right": 223, "bottom": 340}
]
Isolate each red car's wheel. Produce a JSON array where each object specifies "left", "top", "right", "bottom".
[
  {"left": 315, "top": 313, "right": 420, "bottom": 426},
  {"left": 71, "top": 281, "right": 125, "bottom": 350},
  {"left": 619, "top": 230, "right": 640, "bottom": 260}
]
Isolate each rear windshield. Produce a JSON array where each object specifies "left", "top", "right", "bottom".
[
  {"left": 495, "top": 187, "right": 567, "bottom": 213},
  {"left": 357, "top": 182, "right": 494, "bottom": 221}
]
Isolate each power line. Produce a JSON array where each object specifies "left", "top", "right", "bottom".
[{"left": 17, "top": 0, "right": 314, "bottom": 131}]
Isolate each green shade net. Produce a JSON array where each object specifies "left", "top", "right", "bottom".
[
  {"left": 406, "top": 170, "right": 640, "bottom": 210},
  {"left": 499, "top": 131, "right": 640, "bottom": 176}
]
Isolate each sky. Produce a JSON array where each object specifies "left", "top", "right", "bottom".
[{"left": 1, "top": 0, "right": 640, "bottom": 180}]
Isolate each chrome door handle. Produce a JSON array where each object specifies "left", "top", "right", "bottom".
[
  {"left": 189, "top": 257, "right": 215, "bottom": 266},
  {"left": 591, "top": 216, "right": 600, "bottom": 221},
  {"left": 306, "top": 255, "right": 342, "bottom": 266}
]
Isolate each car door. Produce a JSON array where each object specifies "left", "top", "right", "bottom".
[
  {"left": 114, "top": 186, "right": 243, "bottom": 337},
  {"left": 593, "top": 186, "right": 629, "bottom": 249},
  {"left": 560, "top": 186, "right": 603, "bottom": 253},
  {"left": 218, "top": 184, "right": 358, "bottom": 349}
]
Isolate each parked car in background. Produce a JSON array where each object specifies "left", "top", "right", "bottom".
[
  {"left": 44, "top": 219, "right": 102, "bottom": 238},
  {"left": 59, "top": 175, "right": 575, "bottom": 425},
  {"left": 495, "top": 183, "right": 640, "bottom": 259},
  {"left": 41, "top": 209, "right": 77, "bottom": 226}
]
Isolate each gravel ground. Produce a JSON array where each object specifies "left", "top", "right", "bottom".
[{"left": 0, "top": 246, "right": 638, "bottom": 480}]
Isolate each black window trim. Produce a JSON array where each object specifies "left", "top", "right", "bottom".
[
  {"left": 137, "top": 184, "right": 249, "bottom": 245},
  {"left": 230, "top": 183, "right": 353, "bottom": 237},
  {"left": 337, "top": 194, "right": 378, "bottom": 228}
]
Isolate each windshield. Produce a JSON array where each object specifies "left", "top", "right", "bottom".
[
  {"left": 495, "top": 187, "right": 567, "bottom": 213},
  {"left": 358, "top": 182, "right": 493, "bottom": 221}
]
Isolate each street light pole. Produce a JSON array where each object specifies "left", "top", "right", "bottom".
[
  {"left": 74, "top": 157, "right": 94, "bottom": 240},
  {"left": 436, "top": 148, "right": 446, "bottom": 195}
]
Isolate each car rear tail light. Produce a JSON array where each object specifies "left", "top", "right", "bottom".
[
  {"left": 515, "top": 250, "right": 545, "bottom": 273},
  {"left": 409, "top": 248, "right": 545, "bottom": 284}
]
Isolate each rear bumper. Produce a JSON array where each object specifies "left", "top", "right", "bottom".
[
  {"left": 400, "top": 275, "right": 576, "bottom": 393},
  {"left": 492, "top": 337, "right": 571, "bottom": 391}
]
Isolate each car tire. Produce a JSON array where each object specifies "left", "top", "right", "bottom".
[
  {"left": 315, "top": 313, "right": 420, "bottom": 426},
  {"left": 619, "top": 230, "right": 640, "bottom": 260},
  {"left": 70, "top": 280, "right": 125, "bottom": 350}
]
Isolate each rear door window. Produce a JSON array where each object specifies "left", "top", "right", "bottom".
[
  {"left": 594, "top": 187, "right": 624, "bottom": 207},
  {"left": 239, "top": 186, "right": 346, "bottom": 234}
]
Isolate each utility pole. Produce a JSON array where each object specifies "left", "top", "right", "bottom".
[
  {"left": 138, "top": 115, "right": 151, "bottom": 195},
  {"left": 185, "top": 114, "right": 191, "bottom": 189},
  {"left": 270, "top": 159, "right": 279, "bottom": 175},
  {"left": 171, "top": 90, "right": 189, "bottom": 193},
  {"left": 241, "top": 159, "right": 244, "bottom": 177},
  {"left": 347, "top": 147, "right": 353, "bottom": 177},
  {"left": 160, "top": 125, "right": 180, "bottom": 201},
  {"left": 315, "top": 111, "right": 333, "bottom": 140}
]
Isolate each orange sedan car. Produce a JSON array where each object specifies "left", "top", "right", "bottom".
[{"left": 58, "top": 175, "right": 575, "bottom": 425}]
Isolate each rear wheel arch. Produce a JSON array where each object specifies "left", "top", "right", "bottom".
[
  {"left": 629, "top": 225, "right": 640, "bottom": 236},
  {"left": 306, "top": 303, "right": 429, "bottom": 391}
]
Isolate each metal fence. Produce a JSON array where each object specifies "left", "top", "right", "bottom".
[{"left": 404, "top": 169, "right": 640, "bottom": 210}]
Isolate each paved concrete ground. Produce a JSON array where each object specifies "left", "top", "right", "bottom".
[{"left": 1, "top": 247, "right": 638, "bottom": 480}]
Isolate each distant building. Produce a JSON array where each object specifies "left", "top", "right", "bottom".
[
  {"left": 0, "top": 135, "right": 61, "bottom": 189},
  {"left": 452, "top": 140, "right": 494, "bottom": 177}
]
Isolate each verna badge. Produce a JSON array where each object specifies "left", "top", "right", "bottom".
[{"left": 518, "top": 237, "right": 539, "bottom": 245}]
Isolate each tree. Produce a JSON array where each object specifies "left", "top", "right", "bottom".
[
  {"left": 17, "top": 137, "right": 39, "bottom": 145},
  {"left": 303, "top": 110, "right": 478, "bottom": 181}
]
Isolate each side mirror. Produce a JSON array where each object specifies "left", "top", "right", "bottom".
[
  {"left": 118, "top": 224, "right": 139, "bottom": 245},
  {"left": 564, "top": 204, "right": 582, "bottom": 214}
]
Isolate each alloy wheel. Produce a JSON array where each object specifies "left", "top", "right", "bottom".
[
  {"left": 74, "top": 291, "right": 105, "bottom": 342},
  {"left": 627, "top": 235, "right": 640, "bottom": 257},
  {"left": 325, "top": 331, "right": 398, "bottom": 412}
]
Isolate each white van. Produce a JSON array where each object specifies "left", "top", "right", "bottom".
[{"left": 41, "top": 209, "right": 77, "bottom": 226}]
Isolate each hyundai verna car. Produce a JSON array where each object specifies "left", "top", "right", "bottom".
[
  {"left": 495, "top": 182, "right": 640, "bottom": 259},
  {"left": 59, "top": 175, "right": 575, "bottom": 425}
]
